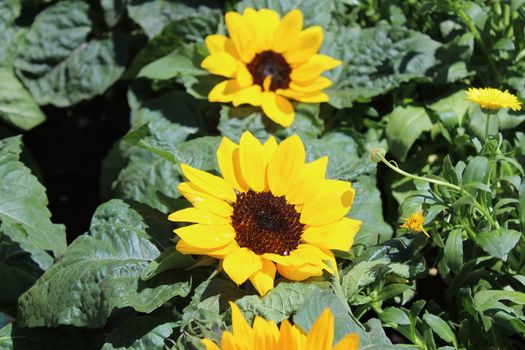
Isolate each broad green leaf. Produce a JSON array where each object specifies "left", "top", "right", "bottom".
[
  {"left": 100, "top": 0, "right": 127, "bottom": 27},
  {"left": 520, "top": 178, "right": 525, "bottom": 228},
  {"left": 236, "top": 282, "right": 325, "bottom": 323},
  {"left": 385, "top": 106, "right": 432, "bottom": 161},
  {"left": 348, "top": 175, "right": 393, "bottom": 245},
  {"left": 123, "top": 124, "right": 179, "bottom": 164},
  {"left": 0, "top": 0, "right": 21, "bottom": 68},
  {"left": 101, "top": 317, "right": 176, "bottom": 350},
  {"left": 462, "top": 156, "right": 490, "bottom": 191},
  {"left": 235, "top": 0, "right": 337, "bottom": 27},
  {"left": 444, "top": 229, "right": 463, "bottom": 273},
  {"left": 140, "top": 246, "right": 194, "bottom": 281},
  {"left": 422, "top": 313, "right": 457, "bottom": 345},
  {"left": 218, "top": 103, "right": 323, "bottom": 141},
  {"left": 175, "top": 136, "right": 221, "bottom": 171},
  {"left": 0, "top": 136, "right": 66, "bottom": 256},
  {"left": 0, "top": 68, "right": 45, "bottom": 130},
  {"left": 476, "top": 229, "right": 521, "bottom": 260},
  {"left": 15, "top": 1, "right": 128, "bottom": 107},
  {"left": 127, "top": 0, "right": 220, "bottom": 38},
  {"left": 18, "top": 200, "right": 190, "bottom": 328},
  {"left": 375, "top": 284, "right": 413, "bottom": 301},
  {"left": 323, "top": 24, "right": 455, "bottom": 108}
]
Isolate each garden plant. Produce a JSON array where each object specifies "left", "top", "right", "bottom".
[{"left": 1, "top": 0, "right": 525, "bottom": 349}]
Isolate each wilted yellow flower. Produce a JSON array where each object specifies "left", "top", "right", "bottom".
[
  {"left": 201, "top": 8, "right": 341, "bottom": 127},
  {"left": 201, "top": 303, "right": 359, "bottom": 350},
  {"left": 169, "top": 131, "right": 361, "bottom": 295},
  {"left": 400, "top": 211, "right": 429, "bottom": 237},
  {"left": 465, "top": 87, "right": 522, "bottom": 113}
]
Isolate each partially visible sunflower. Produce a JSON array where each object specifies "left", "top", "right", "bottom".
[
  {"left": 201, "top": 8, "right": 341, "bottom": 127},
  {"left": 202, "top": 303, "right": 359, "bottom": 350},
  {"left": 169, "top": 131, "right": 361, "bottom": 295},
  {"left": 400, "top": 211, "right": 429, "bottom": 237},
  {"left": 465, "top": 87, "right": 522, "bottom": 113}
]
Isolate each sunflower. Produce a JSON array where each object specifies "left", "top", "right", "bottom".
[
  {"left": 400, "top": 211, "right": 429, "bottom": 237},
  {"left": 200, "top": 8, "right": 341, "bottom": 127},
  {"left": 465, "top": 87, "right": 522, "bottom": 113},
  {"left": 202, "top": 303, "right": 359, "bottom": 350},
  {"left": 169, "top": 131, "right": 361, "bottom": 295}
]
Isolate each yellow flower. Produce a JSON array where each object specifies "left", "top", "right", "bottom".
[
  {"left": 400, "top": 211, "right": 429, "bottom": 237},
  {"left": 201, "top": 8, "right": 341, "bottom": 127},
  {"left": 465, "top": 87, "right": 522, "bottom": 113},
  {"left": 169, "top": 131, "right": 361, "bottom": 295},
  {"left": 202, "top": 303, "right": 359, "bottom": 350}
]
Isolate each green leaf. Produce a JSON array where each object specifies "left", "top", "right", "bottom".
[
  {"left": 348, "top": 175, "right": 393, "bottom": 245},
  {"left": 375, "top": 284, "right": 413, "bottom": 301},
  {"left": 323, "top": 24, "right": 450, "bottom": 108},
  {"left": 462, "top": 156, "right": 490, "bottom": 192},
  {"left": 140, "top": 246, "right": 194, "bottom": 281},
  {"left": 15, "top": 1, "right": 129, "bottom": 107},
  {"left": 0, "top": 68, "right": 45, "bottom": 130},
  {"left": 0, "top": 0, "right": 22, "bottom": 68},
  {"left": 236, "top": 282, "right": 325, "bottom": 323},
  {"left": 235, "top": 0, "right": 337, "bottom": 27},
  {"left": 127, "top": 0, "right": 220, "bottom": 38},
  {"left": 18, "top": 200, "right": 190, "bottom": 328},
  {"left": 444, "top": 229, "right": 463, "bottom": 273},
  {"left": 422, "top": 313, "right": 457, "bottom": 345},
  {"left": 520, "top": 178, "right": 525, "bottom": 228},
  {"left": 100, "top": 0, "right": 127, "bottom": 27},
  {"left": 476, "top": 229, "right": 521, "bottom": 260},
  {"left": 218, "top": 103, "right": 323, "bottom": 142},
  {"left": 0, "top": 136, "right": 66, "bottom": 256},
  {"left": 385, "top": 106, "right": 432, "bottom": 161},
  {"left": 101, "top": 317, "right": 176, "bottom": 350}
]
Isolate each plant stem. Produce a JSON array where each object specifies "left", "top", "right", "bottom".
[{"left": 484, "top": 113, "right": 492, "bottom": 141}]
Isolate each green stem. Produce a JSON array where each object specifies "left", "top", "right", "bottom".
[{"left": 484, "top": 113, "right": 492, "bottom": 141}]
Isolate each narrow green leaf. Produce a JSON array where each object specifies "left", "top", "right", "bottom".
[
  {"left": 422, "top": 313, "right": 457, "bottom": 345},
  {"left": 386, "top": 106, "right": 432, "bottom": 160},
  {"left": 444, "top": 229, "right": 463, "bottom": 273}
]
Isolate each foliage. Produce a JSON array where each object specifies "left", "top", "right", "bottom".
[{"left": 1, "top": 0, "right": 525, "bottom": 349}]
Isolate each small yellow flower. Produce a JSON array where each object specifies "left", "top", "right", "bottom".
[
  {"left": 201, "top": 303, "right": 359, "bottom": 350},
  {"left": 465, "top": 87, "right": 522, "bottom": 113},
  {"left": 169, "top": 131, "right": 361, "bottom": 295},
  {"left": 201, "top": 8, "right": 341, "bottom": 127},
  {"left": 400, "top": 211, "right": 429, "bottom": 237}
]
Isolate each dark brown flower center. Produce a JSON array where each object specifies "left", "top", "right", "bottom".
[
  {"left": 246, "top": 51, "right": 292, "bottom": 91},
  {"left": 231, "top": 190, "right": 303, "bottom": 255}
]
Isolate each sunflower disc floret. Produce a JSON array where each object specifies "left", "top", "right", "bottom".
[
  {"left": 201, "top": 8, "right": 342, "bottom": 127},
  {"left": 169, "top": 131, "right": 362, "bottom": 295}
]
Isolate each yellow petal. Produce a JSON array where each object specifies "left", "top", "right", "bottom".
[
  {"left": 284, "top": 26, "right": 323, "bottom": 64},
  {"left": 252, "top": 316, "right": 279, "bottom": 349},
  {"left": 180, "top": 164, "right": 236, "bottom": 202},
  {"left": 249, "top": 258, "right": 276, "bottom": 296},
  {"left": 279, "top": 89, "right": 329, "bottom": 103},
  {"left": 276, "top": 261, "right": 323, "bottom": 281},
  {"left": 291, "top": 55, "right": 342, "bottom": 82},
  {"left": 176, "top": 239, "right": 239, "bottom": 259},
  {"left": 222, "top": 331, "right": 245, "bottom": 350},
  {"left": 239, "top": 131, "right": 267, "bottom": 192},
  {"left": 174, "top": 224, "right": 235, "bottom": 249},
  {"left": 201, "top": 339, "right": 221, "bottom": 350},
  {"left": 277, "top": 320, "right": 299, "bottom": 350},
  {"left": 273, "top": 9, "right": 303, "bottom": 53},
  {"left": 204, "top": 34, "right": 236, "bottom": 57},
  {"left": 305, "top": 308, "right": 334, "bottom": 350},
  {"left": 289, "top": 76, "right": 333, "bottom": 93},
  {"left": 232, "top": 85, "right": 262, "bottom": 107},
  {"left": 261, "top": 92, "right": 295, "bottom": 127},
  {"left": 300, "top": 180, "right": 355, "bottom": 226},
  {"left": 333, "top": 333, "right": 359, "bottom": 350},
  {"left": 262, "top": 136, "right": 278, "bottom": 164},
  {"left": 230, "top": 302, "right": 254, "bottom": 343},
  {"left": 201, "top": 52, "right": 238, "bottom": 77},
  {"left": 168, "top": 207, "right": 230, "bottom": 224},
  {"left": 301, "top": 218, "right": 362, "bottom": 251},
  {"left": 246, "top": 8, "right": 280, "bottom": 51},
  {"left": 262, "top": 252, "right": 304, "bottom": 266},
  {"left": 223, "top": 247, "right": 263, "bottom": 285},
  {"left": 209, "top": 79, "right": 242, "bottom": 103},
  {"left": 286, "top": 156, "right": 328, "bottom": 205},
  {"left": 236, "top": 63, "right": 253, "bottom": 88},
  {"left": 217, "top": 137, "right": 248, "bottom": 192},
  {"left": 225, "top": 11, "right": 256, "bottom": 62},
  {"left": 267, "top": 134, "right": 305, "bottom": 196},
  {"left": 291, "top": 244, "right": 334, "bottom": 273},
  {"left": 178, "top": 182, "right": 233, "bottom": 217}
]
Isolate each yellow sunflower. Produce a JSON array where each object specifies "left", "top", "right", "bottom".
[
  {"left": 465, "top": 87, "right": 522, "bottom": 113},
  {"left": 400, "top": 211, "right": 429, "bottom": 237},
  {"left": 202, "top": 303, "right": 359, "bottom": 350},
  {"left": 200, "top": 8, "right": 341, "bottom": 127},
  {"left": 169, "top": 131, "right": 361, "bottom": 295}
]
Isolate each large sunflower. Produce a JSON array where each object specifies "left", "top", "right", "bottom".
[
  {"left": 201, "top": 8, "right": 341, "bottom": 127},
  {"left": 169, "top": 131, "right": 361, "bottom": 295},
  {"left": 202, "top": 303, "right": 359, "bottom": 350}
]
